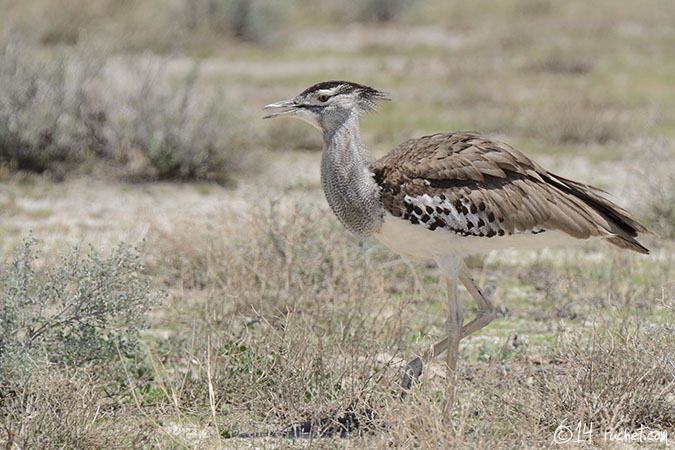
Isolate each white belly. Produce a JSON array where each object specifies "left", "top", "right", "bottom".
[{"left": 373, "top": 214, "right": 584, "bottom": 261}]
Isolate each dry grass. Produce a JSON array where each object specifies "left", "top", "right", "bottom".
[
  {"left": 631, "top": 137, "right": 675, "bottom": 239},
  {"left": 104, "top": 199, "right": 669, "bottom": 448},
  {"left": 2, "top": 370, "right": 158, "bottom": 449},
  {"left": 0, "top": 192, "right": 672, "bottom": 448},
  {"left": 518, "top": 97, "right": 633, "bottom": 146}
]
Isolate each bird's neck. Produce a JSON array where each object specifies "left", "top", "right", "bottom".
[{"left": 320, "top": 111, "right": 383, "bottom": 237}]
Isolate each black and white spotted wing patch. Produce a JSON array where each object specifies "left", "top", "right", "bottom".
[{"left": 401, "top": 193, "right": 523, "bottom": 237}]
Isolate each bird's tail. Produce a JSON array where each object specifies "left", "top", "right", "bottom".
[{"left": 548, "top": 174, "right": 654, "bottom": 254}]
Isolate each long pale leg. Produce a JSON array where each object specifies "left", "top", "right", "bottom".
[
  {"left": 401, "top": 262, "right": 496, "bottom": 390},
  {"left": 442, "top": 276, "right": 463, "bottom": 416}
]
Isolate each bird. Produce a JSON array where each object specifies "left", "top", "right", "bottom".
[{"left": 263, "top": 80, "right": 651, "bottom": 413}]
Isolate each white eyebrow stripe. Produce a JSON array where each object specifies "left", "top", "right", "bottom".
[{"left": 318, "top": 88, "right": 342, "bottom": 97}]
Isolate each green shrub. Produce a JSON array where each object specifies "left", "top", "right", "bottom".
[
  {"left": 178, "top": 0, "right": 285, "bottom": 45},
  {"left": 0, "top": 236, "right": 162, "bottom": 389},
  {"left": 357, "top": 0, "right": 417, "bottom": 22},
  {"left": 324, "top": 0, "right": 419, "bottom": 23},
  {"left": 0, "top": 39, "right": 247, "bottom": 182},
  {"left": 113, "top": 63, "right": 246, "bottom": 183},
  {"left": 0, "top": 41, "right": 107, "bottom": 176}
]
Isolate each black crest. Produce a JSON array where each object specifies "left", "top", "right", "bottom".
[{"left": 300, "top": 80, "right": 388, "bottom": 103}]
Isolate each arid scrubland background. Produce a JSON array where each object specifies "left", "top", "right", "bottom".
[{"left": 0, "top": 0, "right": 673, "bottom": 448}]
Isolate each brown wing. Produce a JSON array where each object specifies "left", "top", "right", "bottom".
[{"left": 370, "top": 132, "right": 651, "bottom": 253}]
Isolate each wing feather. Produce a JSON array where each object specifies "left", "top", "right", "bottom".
[{"left": 370, "top": 132, "right": 650, "bottom": 253}]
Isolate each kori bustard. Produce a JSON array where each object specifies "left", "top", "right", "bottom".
[{"left": 263, "top": 80, "right": 651, "bottom": 408}]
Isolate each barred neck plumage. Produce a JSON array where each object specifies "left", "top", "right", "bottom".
[{"left": 319, "top": 110, "right": 383, "bottom": 237}]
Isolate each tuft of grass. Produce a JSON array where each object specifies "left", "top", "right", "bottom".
[
  {"left": 141, "top": 201, "right": 408, "bottom": 430},
  {"left": 2, "top": 370, "right": 159, "bottom": 449},
  {"left": 632, "top": 138, "right": 675, "bottom": 239},
  {"left": 518, "top": 97, "right": 632, "bottom": 146},
  {"left": 261, "top": 119, "right": 323, "bottom": 152},
  {"left": 546, "top": 316, "right": 674, "bottom": 430}
]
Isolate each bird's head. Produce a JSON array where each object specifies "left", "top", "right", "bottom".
[{"left": 263, "top": 80, "right": 388, "bottom": 131}]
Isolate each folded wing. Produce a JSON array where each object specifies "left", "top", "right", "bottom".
[{"left": 370, "top": 132, "right": 651, "bottom": 253}]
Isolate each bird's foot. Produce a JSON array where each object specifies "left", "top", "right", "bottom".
[
  {"left": 284, "top": 406, "right": 376, "bottom": 438},
  {"left": 400, "top": 356, "right": 424, "bottom": 394}
]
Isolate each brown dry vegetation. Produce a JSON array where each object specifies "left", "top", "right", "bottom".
[{"left": 1, "top": 0, "right": 674, "bottom": 448}]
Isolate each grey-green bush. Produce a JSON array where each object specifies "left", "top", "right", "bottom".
[
  {"left": 113, "top": 63, "right": 246, "bottom": 183},
  {"left": 0, "top": 39, "right": 247, "bottom": 182},
  {"left": 357, "top": 0, "right": 417, "bottom": 22},
  {"left": 178, "top": 0, "right": 285, "bottom": 44},
  {"left": 0, "top": 236, "right": 162, "bottom": 389},
  {"left": 0, "top": 41, "right": 107, "bottom": 175}
]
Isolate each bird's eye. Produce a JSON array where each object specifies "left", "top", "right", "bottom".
[{"left": 317, "top": 94, "right": 329, "bottom": 102}]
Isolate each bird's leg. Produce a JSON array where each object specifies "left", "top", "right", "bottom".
[
  {"left": 442, "top": 276, "right": 463, "bottom": 417},
  {"left": 457, "top": 261, "right": 496, "bottom": 337},
  {"left": 401, "top": 263, "right": 496, "bottom": 391}
]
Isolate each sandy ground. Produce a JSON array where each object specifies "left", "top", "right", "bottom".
[{"left": 0, "top": 151, "right": 323, "bottom": 254}]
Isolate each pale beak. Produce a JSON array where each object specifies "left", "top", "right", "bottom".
[{"left": 262, "top": 98, "right": 298, "bottom": 119}]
